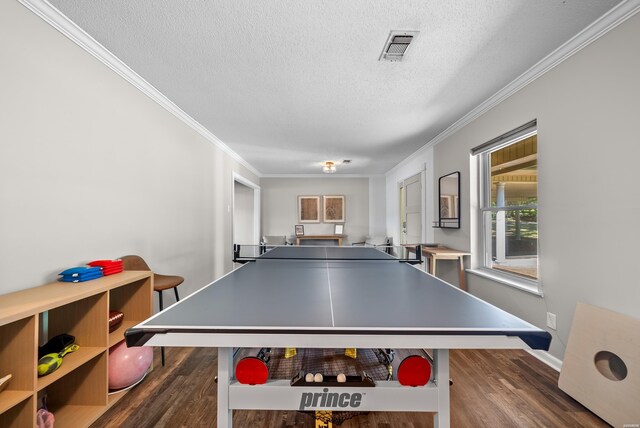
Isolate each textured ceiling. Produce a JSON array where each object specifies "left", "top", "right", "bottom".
[{"left": 48, "top": 0, "right": 621, "bottom": 175}]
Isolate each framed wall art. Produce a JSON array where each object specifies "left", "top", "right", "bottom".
[
  {"left": 439, "top": 195, "right": 453, "bottom": 219},
  {"left": 298, "top": 196, "right": 320, "bottom": 223},
  {"left": 323, "top": 195, "right": 345, "bottom": 223}
]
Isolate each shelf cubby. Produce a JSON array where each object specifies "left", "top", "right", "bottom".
[
  {"left": 37, "top": 346, "right": 105, "bottom": 391},
  {"left": 47, "top": 292, "right": 108, "bottom": 349},
  {"left": 0, "top": 316, "right": 37, "bottom": 392},
  {"left": 0, "top": 391, "right": 33, "bottom": 415},
  {"left": 109, "top": 277, "right": 153, "bottom": 347},
  {"left": 0, "top": 395, "right": 34, "bottom": 428},
  {"left": 46, "top": 353, "right": 107, "bottom": 427}
]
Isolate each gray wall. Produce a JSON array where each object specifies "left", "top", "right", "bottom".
[
  {"left": 261, "top": 177, "right": 369, "bottom": 244},
  {"left": 430, "top": 12, "right": 640, "bottom": 360},
  {"left": 0, "top": 1, "right": 258, "bottom": 304}
]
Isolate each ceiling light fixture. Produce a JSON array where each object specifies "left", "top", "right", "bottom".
[{"left": 322, "top": 161, "right": 336, "bottom": 174}]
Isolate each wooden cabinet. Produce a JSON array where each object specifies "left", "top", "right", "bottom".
[{"left": 0, "top": 271, "right": 152, "bottom": 427}]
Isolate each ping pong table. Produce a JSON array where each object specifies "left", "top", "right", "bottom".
[{"left": 126, "top": 246, "right": 551, "bottom": 427}]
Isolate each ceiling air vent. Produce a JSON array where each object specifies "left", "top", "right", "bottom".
[{"left": 379, "top": 31, "right": 419, "bottom": 62}]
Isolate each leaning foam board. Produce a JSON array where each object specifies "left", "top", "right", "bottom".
[{"left": 558, "top": 302, "right": 639, "bottom": 427}]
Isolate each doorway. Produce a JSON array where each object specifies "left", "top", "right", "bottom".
[
  {"left": 399, "top": 172, "right": 423, "bottom": 245},
  {"left": 232, "top": 173, "right": 260, "bottom": 246}
]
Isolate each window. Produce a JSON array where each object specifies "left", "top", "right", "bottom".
[{"left": 473, "top": 121, "right": 538, "bottom": 286}]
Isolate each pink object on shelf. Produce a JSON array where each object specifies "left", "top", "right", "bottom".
[
  {"left": 108, "top": 341, "right": 153, "bottom": 390},
  {"left": 36, "top": 408, "right": 55, "bottom": 428}
]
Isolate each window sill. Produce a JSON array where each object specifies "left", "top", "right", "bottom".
[{"left": 467, "top": 268, "right": 543, "bottom": 297}]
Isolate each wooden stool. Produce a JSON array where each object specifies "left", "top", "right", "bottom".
[{"left": 120, "top": 255, "right": 184, "bottom": 366}]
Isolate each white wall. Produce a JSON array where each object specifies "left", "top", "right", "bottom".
[
  {"left": 368, "top": 175, "right": 387, "bottom": 238},
  {"left": 261, "top": 177, "right": 369, "bottom": 244},
  {"left": 423, "top": 11, "right": 640, "bottom": 360},
  {"left": 0, "top": 1, "right": 258, "bottom": 304}
]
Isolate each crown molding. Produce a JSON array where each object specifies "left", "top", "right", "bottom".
[
  {"left": 17, "top": 0, "right": 262, "bottom": 177},
  {"left": 260, "top": 174, "right": 374, "bottom": 179},
  {"left": 387, "top": 0, "right": 640, "bottom": 177}
]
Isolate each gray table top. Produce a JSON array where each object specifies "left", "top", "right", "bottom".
[{"left": 126, "top": 246, "right": 551, "bottom": 350}]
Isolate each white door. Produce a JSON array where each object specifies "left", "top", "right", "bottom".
[{"left": 399, "top": 173, "right": 422, "bottom": 245}]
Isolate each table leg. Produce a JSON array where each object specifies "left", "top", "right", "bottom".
[
  {"left": 217, "top": 347, "right": 233, "bottom": 427},
  {"left": 429, "top": 256, "right": 437, "bottom": 276},
  {"left": 433, "top": 349, "right": 450, "bottom": 428},
  {"left": 457, "top": 256, "right": 467, "bottom": 292}
]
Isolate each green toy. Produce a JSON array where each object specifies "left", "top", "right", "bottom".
[{"left": 37, "top": 344, "right": 80, "bottom": 376}]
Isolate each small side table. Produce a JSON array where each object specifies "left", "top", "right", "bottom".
[
  {"left": 421, "top": 246, "right": 470, "bottom": 291},
  {"left": 403, "top": 245, "right": 470, "bottom": 291}
]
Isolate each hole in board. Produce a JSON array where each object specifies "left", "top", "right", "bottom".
[{"left": 594, "top": 351, "right": 628, "bottom": 381}]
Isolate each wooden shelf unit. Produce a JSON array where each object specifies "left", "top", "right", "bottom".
[{"left": 0, "top": 271, "right": 152, "bottom": 428}]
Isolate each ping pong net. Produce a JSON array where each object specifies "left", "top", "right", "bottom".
[{"left": 232, "top": 244, "right": 423, "bottom": 265}]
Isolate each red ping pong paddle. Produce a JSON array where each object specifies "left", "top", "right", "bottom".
[
  {"left": 397, "top": 355, "right": 432, "bottom": 386},
  {"left": 235, "top": 357, "right": 268, "bottom": 385}
]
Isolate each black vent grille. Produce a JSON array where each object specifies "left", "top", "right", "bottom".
[{"left": 380, "top": 31, "right": 419, "bottom": 62}]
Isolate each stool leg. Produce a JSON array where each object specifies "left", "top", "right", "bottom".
[
  {"left": 174, "top": 287, "right": 180, "bottom": 302},
  {"left": 158, "top": 291, "right": 165, "bottom": 367}
]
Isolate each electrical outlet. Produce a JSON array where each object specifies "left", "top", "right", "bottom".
[{"left": 546, "top": 312, "right": 557, "bottom": 330}]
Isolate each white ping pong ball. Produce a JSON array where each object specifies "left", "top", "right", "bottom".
[
  {"left": 305, "top": 373, "right": 314, "bottom": 382},
  {"left": 314, "top": 373, "right": 323, "bottom": 382},
  {"left": 337, "top": 373, "right": 346, "bottom": 383}
]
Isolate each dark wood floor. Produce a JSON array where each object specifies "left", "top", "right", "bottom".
[{"left": 92, "top": 347, "right": 609, "bottom": 428}]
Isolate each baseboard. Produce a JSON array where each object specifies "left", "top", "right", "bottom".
[{"left": 526, "top": 349, "right": 563, "bottom": 372}]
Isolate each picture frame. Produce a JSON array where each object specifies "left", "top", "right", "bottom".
[
  {"left": 295, "top": 224, "right": 305, "bottom": 236},
  {"left": 323, "top": 195, "right": 345, "bottom": 223},
  {"left": 334, "top": 224, "right": 344, "bottom": 235},
  {"left": 453, "top": 195, "right": 459, "bottom": 218},
  {"left": 298, "top": 196, "right": 320, "bottom": 223},
  {"left": 439, "top": 195, "right": 453, "bottom": 219}
]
